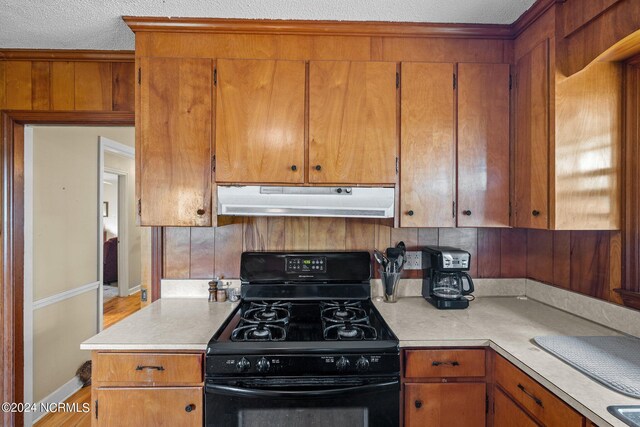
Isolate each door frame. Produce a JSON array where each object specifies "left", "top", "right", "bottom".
[
  {"left": 0, "top": 111, "right": 163, "bottom": 427},
  {"left": 99, "top": 136, "right": 135, "bottom": 303}
]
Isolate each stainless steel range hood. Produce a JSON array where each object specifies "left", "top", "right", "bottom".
[{"left": 217, "top": 186, "right": 395, "bottom": 218}]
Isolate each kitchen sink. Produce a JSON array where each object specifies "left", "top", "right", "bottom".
[{"left": 608, "top": 406, "right": 640, "bottom": 427}]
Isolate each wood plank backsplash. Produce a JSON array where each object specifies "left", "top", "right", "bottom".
[{"left": 162, "top": 218, "right": 621, "bottom": 304}]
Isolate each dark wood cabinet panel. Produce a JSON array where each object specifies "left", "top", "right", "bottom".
[
  {"left": 494, "top": 386, "right": 539, "bottom": 427},
  {"left": 494, "top": 354, "right": 584, "bottom": 427},
  {"left": 309, "top": 61, "right": 397, "bottom": 184},
  {"left": 457, "top": 63, "right": 510, "bottom": 227},
  {"left": 405, "top": 382, "right": 486, "bottom": 427},
  {"left": 514, "top": 40, "right": 550, "bottom": 229},
  {"left": 400, "top": 62, "right": 455, "bottom": 227},
  {"left": 94, "top": 387, "right": 202, "bottom": 427},
  {"left": 215, "top": 59, "right": 305, "bottom": 183},
  {"left": 138, "top": 57, "right": 213, "bottom": 226}
]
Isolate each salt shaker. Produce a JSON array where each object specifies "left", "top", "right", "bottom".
[{"left": 216, "top": 284, "right": 227, "bottom": 302}]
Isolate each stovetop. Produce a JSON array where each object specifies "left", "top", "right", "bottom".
[{"left": 208, "top": 298, "right": 398, "bottom": 355}]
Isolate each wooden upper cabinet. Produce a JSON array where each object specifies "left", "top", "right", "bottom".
[
  {"left": 457, "top": 63, "right": 510, "bottom": 227},
  {"left": 138, "top": 57, "right": 213, "bottom": 226},
  {"left": 309, "top": 61, "right": 398, "bottom": 184},
  {"left": 514, "top": 40, "right": 550, "bottom": 229},
  {"left": 400, "top": 62, "right": 455, "bottom": 227},
  {"left": 215, "top": 59, "right": 306, "bottom": 183}
]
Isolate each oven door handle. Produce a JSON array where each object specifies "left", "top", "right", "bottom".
[{"left": 206, "top": 380, "right": 399, "bottom": 398}]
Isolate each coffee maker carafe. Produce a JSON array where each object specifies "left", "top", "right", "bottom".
[{"left": 421, "top": 246, "right": 474, "bottom": 309}]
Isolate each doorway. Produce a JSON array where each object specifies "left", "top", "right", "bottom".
[
  {"left": 98, "top": 136, "right": 141, "bottom": 330},
  {"left": 21, "top": 126, "right": 140, "bottom": 426}
]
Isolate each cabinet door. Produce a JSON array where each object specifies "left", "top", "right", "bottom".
[
  {"left": 139, "top": 58, "right": 213, "bottom": 226},
  {"left": 95, "top": 387, "right": 202, "bottom": 426},
  {"left": 494, "top": 387, "right": 538, "bottom": 427},
  {"left": 309, "top": 61, "right": 397, "bottom": 184},
  {"left": 400, "top": 62, "right": 455, "bottom": 227},
  {"left": 514, "top": 40, "right": 550, "bottom": 229},
  {"left": 215, "top": 59, "right": 305, "bottom": 183},
  {"left": 457, "top": 63, "right": 510, "bottom": 227},
  {"left": 404, "top": 383, "right": 485, "bottom": 427}
]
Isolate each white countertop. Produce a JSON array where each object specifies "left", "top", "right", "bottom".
[
  {"left": 81, "top": 299, "right": 238, "bottom": 351},
  {"left": 375, "top": 296, "right": 639, "bottom": 427},
  {"left": 81, "top": 293, "right": 639, "bottom": 426}
]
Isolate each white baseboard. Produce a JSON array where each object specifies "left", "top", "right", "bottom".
[
  {"left": 129, "top": 285, "right": 141, "bottom": 295},
  {"left": 29, "top": 376, "right": 84, "bottom": 425}
]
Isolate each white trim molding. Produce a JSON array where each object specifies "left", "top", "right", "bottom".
[
  {"left": 129, "top": 285, "right": 141, "bottom": 295},
  {"left": 30, "top": 376, "right": 85, "bottom": 424},
  {"left": 101, "top": 136, "right": 134, "bottom": 158},
  {"left": 32, "top": 281, "right": 100, "bottom": 311}
]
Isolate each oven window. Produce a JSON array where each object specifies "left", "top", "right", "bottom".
[{"left": 240, "top": 408, "right": 367, "bottom": 427}]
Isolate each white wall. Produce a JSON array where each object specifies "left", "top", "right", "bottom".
[{"left": 29, "top": 126, "right": 135, "bottom": 403}]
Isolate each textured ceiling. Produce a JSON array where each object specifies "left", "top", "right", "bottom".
[{"left": 0, "top": 0, "right": 536, "bottom": 51}]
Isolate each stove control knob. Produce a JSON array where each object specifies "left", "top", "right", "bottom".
[
  {"left": 236, "top": 357, "right": 250, "bottom": 373},
  {"left": 336, "top": 356, "right": 350, "bottom": 372},
  {"left": 257, "top": 357, "right": 271, "bottom": 373},
  {"left": 356, "top": 357, "right": 370, "bottom": 372}
]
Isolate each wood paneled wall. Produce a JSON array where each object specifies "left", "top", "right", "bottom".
[
  {"left": 163, "top": 219, "right": 527, "bottom": 279},
  {"left": 162, "top": 220, "right": 621, "bottom": 304},
  {"left": 0, "top": 58, "right": 134, "bottom": 112}
]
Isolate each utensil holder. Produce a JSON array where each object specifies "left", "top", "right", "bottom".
[{"left": 380, "top": 270, "right": 403, "bottom": 303}]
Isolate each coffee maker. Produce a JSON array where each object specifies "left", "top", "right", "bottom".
[{"left": 421, "top": 246, "right": 474, "bottom": 309}]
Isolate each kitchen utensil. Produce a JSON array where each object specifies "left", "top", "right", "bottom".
[
  {"left": 380, "top": 269, "right": 402, "bottom": 303},
  {"left": 374, "top": 249, "right": 389, "bottom": 270}
]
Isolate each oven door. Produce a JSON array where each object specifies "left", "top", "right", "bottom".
[{"left": 205, "top": 376, "right": 399, "bottom": 427}]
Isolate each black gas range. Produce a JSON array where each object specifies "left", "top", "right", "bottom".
[{"left": 205, "top": 251, "right": 400, "bottom": 427}]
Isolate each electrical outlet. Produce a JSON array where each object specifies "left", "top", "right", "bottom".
[
  {"left": 403, "top": 251, "right": 422, "bottom": 270},
  {"left": 141, "top": 289, "right": 148, "bottom": 302}
]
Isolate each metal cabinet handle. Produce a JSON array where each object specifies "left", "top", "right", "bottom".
[
  {"left": 291, "top": 165, "right": 297, "bottom": 171},
  {"left": 185, "top": 404, "right": 196, "bottom": 413},
  {"left": 196, "top": 209, "right": 206, "bottom": 216},
  {"left": 407, "top": 210, "right": 414, "bottom": 216},
  {"left": 517, "top": 383, "right": 543, "bottom": 407},
  {"left": 431, "top": 361, "right": 460, "bottom": 367},
  {"left": 462, "top": 210, "right": 472, "bottom": 216},
  {"left": 135, "top": 365, "right": 165, "bottom": 371},
  {"left": 414, "top": 400, "right": 423, "bottom": 409},
  {"left": 532, "top": 210, "right": 540, "bottom": 217},
  {"left": 315, "top": 165, "right": 322, "bottom": 171}
]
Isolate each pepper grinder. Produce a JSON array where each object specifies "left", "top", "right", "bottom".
[{"left": 208, "top": 278, "right": 219, "bottom": 302}]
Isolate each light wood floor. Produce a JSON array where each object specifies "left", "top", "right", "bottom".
[
  {"left": 103, "top": 291, "right": 141, "bottom": 329},
  {"left": 35, "top": 292, "right": 141, "bottom": 426}
]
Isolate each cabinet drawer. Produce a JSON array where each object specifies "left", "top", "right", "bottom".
[
  {"left": 405, "top": 349, "right": 485, "bottom": 378},
  {"left": 93, "top": 353, "right": 203, "bottom": 386},
  {"left": 494, "top": 355, "right": 583, "bottom": 427}
]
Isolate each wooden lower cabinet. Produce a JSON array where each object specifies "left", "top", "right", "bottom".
[
  {"left": 493, "top": 354, "right": 585, "bottom": 427},
  {"left": 94, "top": 387, "right": 202, "bottom": 426},
  {"left": 494, "top": 386, "right": 539, "bottom": 427},
  {"left": 92, "top": 351, "right": 204, "bottom": 426},
  {"left": 404, "top": 383, "right": 486, "bottom": 427}
]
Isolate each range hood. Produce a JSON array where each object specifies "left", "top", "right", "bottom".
[{"left": 217, "top": 186, "right": 395, "bottom": 218}]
